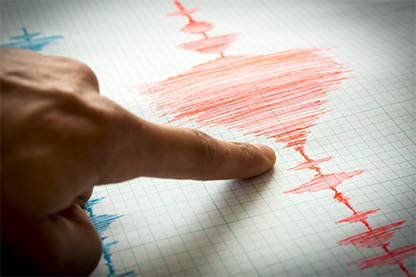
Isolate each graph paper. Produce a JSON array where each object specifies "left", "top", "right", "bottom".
[{"left": 1, "top": 1, "right": 415, "bottom": 276}]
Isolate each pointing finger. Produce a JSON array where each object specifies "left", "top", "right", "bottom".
[{"left": 97, "top": 101, "right": 276, "bottom": 183}]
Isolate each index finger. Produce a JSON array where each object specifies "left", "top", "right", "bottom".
[{"left": 96, "top": 99, "right": 276, "bottom": 184}]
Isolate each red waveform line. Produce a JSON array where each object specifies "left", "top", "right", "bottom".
[
  {"left": 338, "top": 221, "right": 406, "bottom": 249},
  {"left": 348, "top": 244, "right": 416, "bottom": 274},
  {"left": 132, "top": 1, "right": 415, "bottom": 275},
  {"left": 166, "top": 0, "right": 238, "bottom": 56},
  {"left": 134, "top": 49, "right": 349, "bottom": 147},
  {"left": 166, "top": 0, "right": 199, "bottom": 18},
  {"left": 284, "top": 170, "right": 365, "bottom": 194},
  {"left": 179, "top": 34, "right": 240, "bottom": 55},
  {"left": 283, "top": 122, "right": 413, "bottom": 277},
  {"left": 287, "top": 145, "right": 360, "bottom": 213},
  {"left": 289, "top": 156, "right": 334, "bottom": 171},
  {"left": 180, "top": 20, "right": 214, "bottom": 34},
  {"left": 336, "top": 209, "right": 380, "bottom": 224}
]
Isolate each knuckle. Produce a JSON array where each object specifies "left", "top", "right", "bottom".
[
  {"left": 54, "top": 56, "right": 99, "bottom": 92},
  {"left": 73, "top": 62, "right": 99, "bottom": 91},
  {"left": 37, "top": 95, "right": 113, "bottom": 180},
  {"left": 79, "top": 63, "right": 99, "bottom": 88},
  {"left": 42, "top": 93, "right": 112, "bottom": 143}
]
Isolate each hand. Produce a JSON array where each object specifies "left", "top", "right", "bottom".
[{"left": 0, "top": 48, "right": 276, "bottom": 275}]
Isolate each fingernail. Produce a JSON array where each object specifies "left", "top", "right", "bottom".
[{"left": 255, "top": 144, "right": 276, "bottom": 162}]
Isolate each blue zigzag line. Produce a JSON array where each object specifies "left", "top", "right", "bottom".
[{"left": 84, "top": 198, "right": 135, "bottom": 277}]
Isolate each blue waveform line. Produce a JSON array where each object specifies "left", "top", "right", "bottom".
[
  {"left": 1, "top": 27, "right": 63, "bottom": 51},
  {"left": 84, "top": 198, "right": 136, "bottom": 277}
]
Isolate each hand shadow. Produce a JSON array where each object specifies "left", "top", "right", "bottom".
[{"left": 152, "top": 166, "right": 280, "bottom": 275}]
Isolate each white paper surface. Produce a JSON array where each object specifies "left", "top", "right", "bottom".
[{"left": 1, "top": 1, "right": 415, "bottom": 276}]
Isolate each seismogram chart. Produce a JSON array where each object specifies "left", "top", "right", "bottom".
[{"left": 133, "top": 1, "right": 415, "bottom": 275}]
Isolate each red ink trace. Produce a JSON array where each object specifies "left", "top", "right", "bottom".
[
  {"left": 167, "top": 0, "right": 238, "bottom": 56},
  {"left": 181, "top": 20, "right": 214, "bottom": 34},
  {"left": 336, "top": 209, "right": 380, "bottom": 224},
  {"left": 166, "top": 1, "right": 198, "bottom": 18},
  {"left": 132, "top": 1, "right": 415, "bottom": 275},
  {"left": 284, "top": 170, "right": 364, "bottom": 194},
  {"left": 135, "top": 49, "right": 349, "bottom": 149},
  {"left": 289, "top": 156, "right": 334, "bottom": 171},
  {"left": 348, "top": 244, "right": 416, "bottom": 273},
  {"left": 338, "top": 221, "right": 406, "bottom": 249},
  {"left": 179, "top": 33, "right": 239, "bottom": 55}
]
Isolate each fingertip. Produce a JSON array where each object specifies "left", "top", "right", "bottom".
[
  {"left": 236, "top": 143, "right": 276, "bottom": 179},
  {"left": 254, "top": 144, "right": 277, "bottom": 164}
]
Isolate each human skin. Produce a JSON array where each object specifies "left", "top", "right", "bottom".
[{"left": 0, "top": 48, "right": 276, "bottom": 275}]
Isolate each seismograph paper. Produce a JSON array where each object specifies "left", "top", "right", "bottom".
[{"left": 1, "top": 1, "right": 415, "bottom": 276}]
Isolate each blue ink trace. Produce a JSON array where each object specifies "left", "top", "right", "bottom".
[
  {"left": 1, "top": 28, "right": 63, "bottom": 51},
  {"left": 84, "top": 198, "right": 135, "bottom": 277}
]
